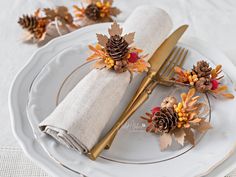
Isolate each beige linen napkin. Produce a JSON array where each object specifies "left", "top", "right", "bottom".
[{"left": 39, "top": 5, "right": 173, "bottom": 153}]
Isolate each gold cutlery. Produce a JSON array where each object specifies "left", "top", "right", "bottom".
[{"left": 88, "top": 25, "right": 188, "bottom": 160}]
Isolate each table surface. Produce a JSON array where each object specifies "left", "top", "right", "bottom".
[{"left": 1, "top": 0, "right": 236, "bottom": 176}]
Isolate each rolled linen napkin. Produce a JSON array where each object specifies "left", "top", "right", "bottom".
[{"left": 39, "top": 5, "right": 173, "bottom": 153}]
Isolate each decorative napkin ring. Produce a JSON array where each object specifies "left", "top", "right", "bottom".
[
  {"left": 18, "top": 6, "right": 78, "bottom": 44},
  {"left": 73, "top": 0, "right": 120, "bottom": 23},
  {"left": 86, "top": 22, "right": 150, "bottom": 74},
  {"left": 173, "top": 60, "right": 234, "bottom": 99},
  {"left": 141, "top": 88, "right": 211, "bottom": 151}
]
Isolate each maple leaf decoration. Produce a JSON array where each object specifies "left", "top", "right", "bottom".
[
  {"left": 86, "top": 22, "right": 150, "bottom": 74},
  {"left": 173, "top": 60, "right": 234, "bottom": 99},
  {"left": 141, "top": 88, "right": 212, "bottom": 151},
  {"left": 73, "top": 0, "right": 121, "bottom": 23},
  {"left": 43, "top": 6, "right": 77, "bottom": 28}
]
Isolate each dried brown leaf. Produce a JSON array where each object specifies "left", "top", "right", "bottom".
[
  {"left": 194, "top": 120, "right": 212, "bottom": 133},
  {"left": 123, "top": 32, "right": 135, "bottom": 44},
  {"left": 159, "top": 133, "right": 172, "bottom": 151},
  {"left": 109, "top": 7, "right": 121, "bottom": 17},
  {"left": 184, "top": 128, "right": 195, "bottom": 145},
  {"left": 173, "top": 129, "right": 186, "bottom": 146},
  {"left": 108, "top": 22, "right": 122, "bottom": 36},
  {"left": 44, "top": 8, "right": 56, "bottom": 20},
  {"left": 96, "top": 34, "right": 108, "bottom": 47}
]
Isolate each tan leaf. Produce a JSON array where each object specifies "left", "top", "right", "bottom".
[
  {"left": 108, "top": 22, "right": 122, "bottom": 36},
  {"left": 123, "top": 32, "right": 135, "bottom": 44},
  {"left": 184, "top": 128, "right": 195, "bottom": 145},
  {"left": 94, "top": 60, "right": 106, "bottom": 69},
  {"left": 195, "top": 120, "right": 212, "bottom": 133},
  {"left": 109, "top": 7, "right": 121, "bottom": 17},
  {"left": 173, "top": 129, "right": 186, "bottom": 146},
  {"left": 159, "top": 133, "right": 172, "bottom": 151},
  {"left": 96, "top": 34, "right": 108, "bottom": 47}
]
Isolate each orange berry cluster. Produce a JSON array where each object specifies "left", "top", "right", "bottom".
[{"left": 174, "top": 102, "right": 190, "bottom": 128}]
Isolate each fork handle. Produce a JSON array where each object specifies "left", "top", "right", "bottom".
[{"left": 88, "top": 81, "right": 158, "bottom": 160}]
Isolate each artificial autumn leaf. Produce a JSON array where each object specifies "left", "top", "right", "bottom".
[
  {"left": 173, "top": 129, "right": 186, "bottom": 146},
  {"left": 123, "top": 32, "right": 135, "bottom": 44},
  {"left": 128, "top": 59, "right": 150, "bottom": 73},
  {"left": 96, "top": 34, "right": 108, "bottom": 47},
  {"left": 109, "top": 7, "right": 121, "bottom": 17},
  {"left": 159, "top": 133, "right": 172, "bottom": 151},
  {"left": 222, "top": 93, "right": 234, "bottom": 99},
  {"left": 94, "top": 60, "right": 106, "bottom": 69},
  {"left": 184, "top": 128, "right": 195, "bottom": 145},
  {"left": 104, "top": 0, "right": 114, "bottom": 4},
  {"left": 108, "top": 22, "right": 122, "bottom": 36},
  {"left": 194, "top": 120, "right": 212, "bottom": 133},
  {"left": 189, "top": 117, "right": 202, "bottom": 123},
  {"left": 44, "top": 8, "right": 57, "bottom": 20}
]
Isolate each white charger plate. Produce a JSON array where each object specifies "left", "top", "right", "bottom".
[{"left": 9, "top": 23, "right": 236, "bottom": 177}]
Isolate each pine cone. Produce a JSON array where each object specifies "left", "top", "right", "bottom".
[
  {"left": 85, "top": 4, "right": 101, "bottom": 21},
  {"left": 195, "top": 77, "right": 213, "bottom": 92},
  {"left": 193, "top": 60, "right": 212, "bottom": 78},
  {"left": 152, "top": 107, "right": 178, "bottom": 133},
  {"left": 114, "top": 60, "right": 128, "bottom": 73},
  {"left": 106, "top": 35, "right": 129, "bottom": 61},
  {"left": 18, "top": 15, "right": 38, "bottom": 33}
]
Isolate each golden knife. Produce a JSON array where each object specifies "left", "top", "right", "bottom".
[{"left": 88, "top": 25, "right": 189, "bottom": 160}]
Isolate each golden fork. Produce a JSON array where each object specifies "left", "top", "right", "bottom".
[{"left": 88, "top": 47, "right": 189, "bottom": 160}]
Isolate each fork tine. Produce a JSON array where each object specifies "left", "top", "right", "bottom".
[
  {"left": 161, "top": 47, "right": 184, "bottom": 77},
  {"left": 178, "top": 49, "right": 188, "bottom": 68},
  {"left": 158, "top": 46, "right": 178, "bottom": 72},
  {"left": 158, "top": 47, "right": 181, "bottom": 77},
  {"left": 165, "top": 48, "right": 188, "bottom": 78}
]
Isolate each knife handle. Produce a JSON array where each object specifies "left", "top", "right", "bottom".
[{"left": 88, "top": 81, "right": 158, "bottom": 160}]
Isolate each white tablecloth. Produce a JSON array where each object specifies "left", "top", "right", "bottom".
[{"left": 1, "top": 0, "right": 236, "bottom": 176}]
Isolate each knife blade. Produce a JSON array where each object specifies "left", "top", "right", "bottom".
[{"left": 88, "top": 25, "right": 189, "bottom": 160}]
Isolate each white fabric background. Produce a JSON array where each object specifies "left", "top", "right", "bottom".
[{"left": 1, "top": 0, "right": 236, "bottom": 176}]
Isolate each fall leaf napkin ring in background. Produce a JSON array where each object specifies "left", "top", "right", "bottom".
[
  {"left": 171, "top": 60, "right": 234, "bottom": 99},
  {"left": 141, "top": 88, "right": 211, "bottom": 151},
  {"left": 18, "top": 0, "right": 120, "bottom": 45},
  {"left": 18, "top": 6, "right": 77, "bottom": 44},
  {"left": 86, "top": 22, "right": 150, "bottom": 75},
  {"left": 73, "top": 0, "right": 120, "bottom": 24}
]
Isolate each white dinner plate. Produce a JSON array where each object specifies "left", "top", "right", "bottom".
[{"left": 9, "top": 23, "right": 236, "bottom": 177}]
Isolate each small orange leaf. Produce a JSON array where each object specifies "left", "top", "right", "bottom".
[
  {"left": 221, "top": 93, "right": 234, "bottom": 99},
  {"left": 94, "top": 60, "right": 106, "bottom": 69}
]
